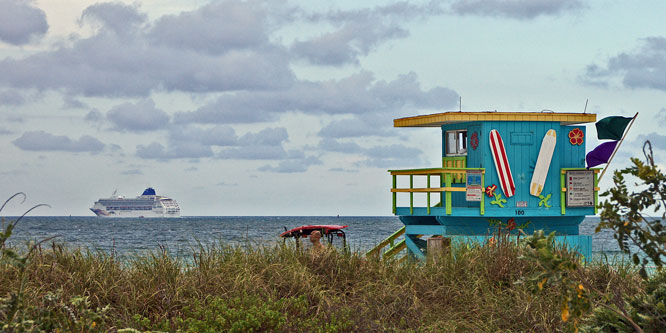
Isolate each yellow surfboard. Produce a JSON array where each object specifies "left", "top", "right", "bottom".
[{"left": 530, "top": 129, "right": 556, "bottom": 197}]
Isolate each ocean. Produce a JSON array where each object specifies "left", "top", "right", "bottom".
[{"left": 3, "top": 216, "right": 630, "bottom": 260}]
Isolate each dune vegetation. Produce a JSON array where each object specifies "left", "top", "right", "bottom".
[{"left": 0, "top": 226, "right": 645, "bottom": 332}]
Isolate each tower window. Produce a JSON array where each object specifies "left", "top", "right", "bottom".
[{"left": 445, "top": 130, "right": 467, "bottom": 156}]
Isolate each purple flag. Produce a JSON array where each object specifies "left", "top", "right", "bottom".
[{"left": 586, "top": 141, "right": 618, "bottom": 168}]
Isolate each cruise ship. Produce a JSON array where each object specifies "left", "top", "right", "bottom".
[{"left": 90, "top": 188, "right": 180, "bottom": 217}]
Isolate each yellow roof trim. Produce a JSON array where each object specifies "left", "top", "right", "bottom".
[{"left": 393, "top": 111, "right": 597, "bottom": 127}]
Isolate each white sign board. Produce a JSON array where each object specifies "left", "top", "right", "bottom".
[
  {"left": 466, "top": 170, "right": 483, "bottom": 202},
  {"left": 566, "top": 170, "right": 595, "bottom": 207}
]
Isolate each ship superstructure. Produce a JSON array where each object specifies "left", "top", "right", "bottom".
[{"left": 90, "top": 188, "right": 180, "bottom": 217}]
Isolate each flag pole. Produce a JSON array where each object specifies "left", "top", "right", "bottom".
[{"left": 597, "top": 112, "right": 639, "bottom": 182}]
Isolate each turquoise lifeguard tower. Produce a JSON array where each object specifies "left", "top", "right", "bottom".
[{"left": 368, "top": 111, "right": 599, "bottom": 260}]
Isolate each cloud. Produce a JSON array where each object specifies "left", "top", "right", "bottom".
[
  {"left": 329, "top": 167, "right": 359, "bottom": 173},
  {"left": 62, "top": 95, "right": 88, "bottom": 109},
  {"left": 0, "top": 0, "right": 48, "bottom": 45},
  {"left": 319, "top": 118, "right": 392, "bottom": 138},
  {"left": 318, "top": 137, "right": 364, "bottom": 153},
  {"left": 0, "top": 127, "right": 13, "bottom": 135},
  {"left": 582, "top": 37, "right": 666, "bottom": 91},
  {"left": 293, "top": 2, "right": 442, "bottom": 65},
  {"left": 361, "top": 143, "right": 423, "bottom": 168},
  {"left": 291, "top": 21, "right": 407, "bottom": 66},
  {"left": 148, "top": 1, "right": 269, "bottom": 55},
  {"left": 120, "top": 168, "right": 143, "bottom": 175},
  {"left": 449, "top": 0, "right": 585, "bottom": 19},
  {"left": 136, "top": 141, "right": 213, "bottom": 160},
  {"left": 0, "top": 2, "right": 294, "bottom": 97},
  {"left": 6, "top": 115, "right": 23, "bottom": 122},
  {"left": 659, "top": 108, "right": 666, "bottom": 125},
  {"left": 175, "top": 71, "right": 458, "bottom": 125},
  {"left": 238, "top": 127, "right": 288, "bottom": 146},
  {"left": 216, "top": 181, "right": 238, "bottom": 186},
  {"left": 136, "top": 126, "right": 292, "bottom": 160},
  {"left": 84, "top": 109, "right": 103, "bottom": 123},
  {"left": 218, "top": 145, "right": 289, "bottom": 160},
  {"left": 635, "top": 132, "right": 666, "bottom": 151},
  {"left": 12, "top": 130, "right": 105, "bottom": 152},
  {"left": 80, "top": 2, "right": 147, "bottom": 35},
  {"left": 0, "top": 89, "right": 25, "bottom": 106},
  {"left": 168, "top": 125, "right": 238, "bottom": 146},
  {"left": 318, "top": 138, "right": 423, "bottom": 168},
  {"left": 258, "top": 156, "right": 322, "bottom": 173},
  {"left": 106, "top": 99, "right": 170, "bottom": 132}
]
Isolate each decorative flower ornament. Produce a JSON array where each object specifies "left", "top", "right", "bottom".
[
  {"left": 568, "top": 128, "right": 584, "bottom": 145},
  {"left": 485, "top": 184, "right": 497, "bottom": 197},
  {"left": 470, "top": 132, "right": 479, "bottom": 150}
]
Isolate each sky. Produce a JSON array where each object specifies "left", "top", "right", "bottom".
[{"left": 1, "top": 0, "right": 665, "bottom": 216}]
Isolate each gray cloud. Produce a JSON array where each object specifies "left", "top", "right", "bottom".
[
  {"left": 175, "top": 71, "right": 458, "bottom": 126},
  {"left": 12, "top": 130, "right": 104, "bottom": 152},
  {"left": 317, "top": 137, "right": 364, "bottom": 153},
  {"left": 319, "top": 118, "right": 392, "bottom": 138},
  {"left": 136, "top": 126, "right": 294, "bottom": 160},
  {"left": 0, "top": 2, "right": 294, "bottom": 97},
  {"left": 136, "top": 141, "right": 213, "bottom": 160},
  {"left": 449, "top": 0, "right": 584, "bottom": 19},
  {"left": 258, "top": 156, "right": 322, "bottom": 173},
  {"left": 218, "top": 145, "right": 289, "bottom": 160},
  {"left": 293, "top": 2, "right": 442, "bottom": 66},
  {"left": 582, "top": 37, "right": 666, "bottom": 91},
  {"left": 6, "top": 115, "right": 23, "bottom": 122},
  {"left": 80, "top": 2, "right": 147, "bottom": 35},
  {"left": 84, "top": 109, "right": 103, "bottom": 123},
  {"left": 107, "top": 99, "right": 169, "bottom": 132},
  {"left": 362, "top": 143, "right": 423, "bottom": 168},
  {"left": 216, "top": 181, "right": 238, "bottom": 186},
  {"left": 0, "top": 89, "right": 25, "bottom": 106},
  {"left": 0, "top": 0, "right": 48, "bottom": 45},
  {"left": 291, "top": 22, "right": 407, "bottom": 66},
  {"left": 659, "top": 108, "right": 666, "bottom": 125},
  {"left": 635, "top": 132, "right": 666, "bottom": 151},
  {"left": 168, "top": 125, "right": 238, "bottom": 146},
  {"left": 0, "top": 127, "right": 13, "bottom": 135},
  {"left": 148, "top": 1, "right": 269, "bottom": 55},
  {"left": 318, "top": 138, "right": 423, "bottom": 168},
  {"left": 120, "top": 168, "right": 143, "bottom": 175},
  {"left": 329, "top": 167, "right": 359, "bottom": 173},
  {"left": 63, "top": 95, "right": 88, "bottom": 109},
  {"left": 238, "top": 127, "right": 288, "bottom": 146}
]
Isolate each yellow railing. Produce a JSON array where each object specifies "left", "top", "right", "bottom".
[{"left": 389, "top": 168, "right": 485, "bottom": 215}]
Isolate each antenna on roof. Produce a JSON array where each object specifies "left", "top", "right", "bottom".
[
  {"left": 583, "top": 99, "right": 588, "bottom": 114},
  {"left": 459, "top": 96, "right": 462, "bottom": 112}
]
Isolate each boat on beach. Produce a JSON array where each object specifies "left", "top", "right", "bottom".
[
  {"left": 90, "top": 188, "right": 180, "bottom": 218},
  {"left": 280, "top": 225, "right": 348, "bottom": 248}
]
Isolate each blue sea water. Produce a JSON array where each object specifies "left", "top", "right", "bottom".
[{"left": 3, "top": 216, "right": 629, "bottom": 259}]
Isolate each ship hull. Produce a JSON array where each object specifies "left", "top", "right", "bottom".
[{"left": 90, "top": 208, "right": 180, "bottom": 218}]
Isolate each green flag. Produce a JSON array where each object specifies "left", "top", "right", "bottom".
[{"left": 596, "top": 116, "right": 632, "bottom": 140}]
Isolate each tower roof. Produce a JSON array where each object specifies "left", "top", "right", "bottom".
[{"left": 393, "top": 111, "right": 596, "bottom": 128}]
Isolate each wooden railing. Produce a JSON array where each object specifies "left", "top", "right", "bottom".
[{"left": 389, "top": 168, "right": 485, "bottom": 215}]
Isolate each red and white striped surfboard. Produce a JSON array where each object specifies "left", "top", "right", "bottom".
[{"left": 489, "top": 129, "right": 515, "bottom": 198}]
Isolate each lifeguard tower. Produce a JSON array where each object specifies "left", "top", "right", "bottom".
[{"left": 368, "top": 111, "right": 599, "bottom": 260}]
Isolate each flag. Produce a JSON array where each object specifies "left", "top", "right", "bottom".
[
  {"left": 596, "top": 116, "right": 632, "bottom": 140},
  {"left": 586, "top": 141, "right": 618, "bottom": 168}
]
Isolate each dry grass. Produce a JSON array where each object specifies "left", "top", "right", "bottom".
[{"left": 0, "top": 239, "right": 640, "bottom": 332}]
